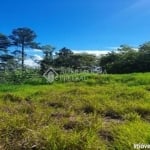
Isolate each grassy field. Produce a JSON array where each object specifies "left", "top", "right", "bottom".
[{"left": 0, "top": 73, "right": 150, "bottom": 150}]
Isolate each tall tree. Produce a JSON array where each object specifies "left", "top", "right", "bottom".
[
  {"left": 138, "top": 42, "right": 150, "bottom": 72},
  {"left": 0, "top": 33, "right": 14, "bottom": 71},
  {"left": 139, "top": 42, "right": 150, "bottom": 53},
  {"left": 41, "top": 45, "right": 55, "bottom": 61},
  {"left": 40, "top": 45, "right": 55, "bottom": 73},
  {"left": 9, "top": 27, "right": 37, "bottom": 71},
  {"left": 0, "top": 33, "right": 10, "bottom": 52},
  {"left": 99, "top": 45, "right": 138, "bottom": 73},
  {"left": 70, "top": 53, "right": 96, "bottom": 69},
  {"left": 54, "top": 47, "right": 73, "bottom": 67}
]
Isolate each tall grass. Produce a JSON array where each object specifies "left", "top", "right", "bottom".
[{"left": 0, "top": 73, "right": 150, "bottom": 149}]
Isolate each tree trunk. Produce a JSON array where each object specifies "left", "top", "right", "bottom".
[{"left": 21, "top": 44, "right": 24, "bottom": 72}]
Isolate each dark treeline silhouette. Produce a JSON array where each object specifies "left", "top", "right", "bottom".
[
  {"left": 0, "top": 27, "right": 97, "bottom": 75},
  {"left": 100, "top": 44, "right": 150, "bottom": 73},
  {"left": 0, "top": 27, "right": 150, "bottom": 76}
]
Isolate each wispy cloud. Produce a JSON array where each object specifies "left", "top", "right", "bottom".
[
  {"left": 123, "top": 0, "right": 150, "bottom": 16},
  {"left": 130, "top": 0, "right": 150, "bottom": 10},
  {"left": 112, "top": 0, "right": 150, "bottom": 20}
]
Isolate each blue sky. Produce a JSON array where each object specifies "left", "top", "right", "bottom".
[{"left": 1, "top": 0, "right": 150, "bottom": 51}]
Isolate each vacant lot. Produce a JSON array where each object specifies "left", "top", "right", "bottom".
[{"left": 0, "top": 73, "right": 150, "bottom": 150}]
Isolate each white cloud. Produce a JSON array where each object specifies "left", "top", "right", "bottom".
[
  {"left": 73, "top": 47, "right": 138, "bottom": 56},
  {"left": 133, "top": 47, "right": 139, "bottom": 51},
  {"left": 24, "top": 58, "right": 39, "bottom": 68},
  {"left": 32, "top": 49, "right": 42, "bottom": 52},
  {"left": 72, "top": 50, "right": 111, "bottom": 56},
  {"left": 34, "top": 54, "right": 43, "bottom": 60},
  {"left": 24, "top": 54, "right": 43, "bottom": 68},
  {"left": 25, "top": 48, "right": 42, "bottom": 52}
]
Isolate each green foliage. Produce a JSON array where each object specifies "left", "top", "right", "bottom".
[
  {"left": 54, "top": 47, "right": 74, "bottom": 68},
  {"left": 100, "top": 44, "right": 150, "bottom": 73},
  {"left": 0, "top": 69, "right": 47, "bottom": 85},
  {"left": 0, "top": 33, "right": 10, "bottom": 51},
  {"left": 53, "top": 47, "right": 97, "bottom": 69},
  {"left": 0, "top": 33, "right": 15, "bottom": 72},
  {"left": 69, "top": 53, "right": 97, "bottom": 68},
  {"left": 40, "top": 45, "right": 55, "bottom": 74}
]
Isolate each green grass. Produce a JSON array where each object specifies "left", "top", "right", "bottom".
[{"left": 0, "top": 73, "right": 150, "bottom": 149}]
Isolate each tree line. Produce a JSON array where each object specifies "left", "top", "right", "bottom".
[
  {"left": 0, "top": 27, "right": 150, "bottom": 75},
  {"left": 0, "top": 27, "right": 97, "bottom": 75},
  {"left": 100, "top": 44, "right": 150, "bottom": 73}
]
